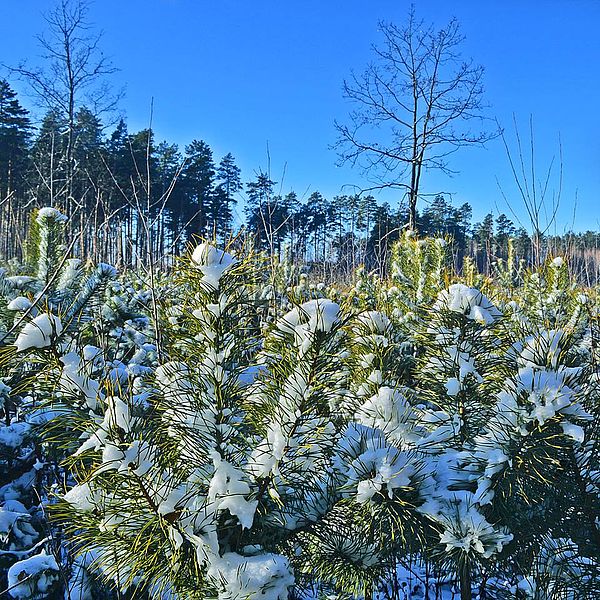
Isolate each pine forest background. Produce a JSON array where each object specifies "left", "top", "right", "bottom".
[{"left": 1, "top": 76, "right": 599, "bottom": 282}]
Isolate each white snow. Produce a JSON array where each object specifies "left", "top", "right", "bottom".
[
  {"left": 445, "top": 377, "right": 461, "bottom": 396},
  {"left": 98, "top": 440, "right": 155, "bottom": 476},
  {"left": 279, "top": 299, "right": 340, "bottom": 335},
  {"left": 7, "top": 552, "right": 60, "bottom": 599},
  {"left": 561, "top": 421, "right": 585, "bottom": 443},
  {"left": 57, "top": 258, "right": 82, "bottom": 290},
  {"left": 277, "top": 299, "right": 341, "bottom": 355},
  {"left": 435, "top": 284, "right": 502, "bottom": 325},
  {"left": 355, "top": 310, "right": 391, "bottom": 334},
  {"left": 60, "top": 352, "right": 100, "bottom": 410},
  {"left": 0, "top": 422, "right": 31, "bottom": 450},
  {"left": 14, "top": 313, "right": 63, "bottom": 351},
  {"left": 342, "top": 427, "right": 417, "bottom": 503},
  {"left": 96, "top": 262, "right": 118, "bottom": 278},
  {"left": 0, "top": 506, "right": 37, "bottom": 548},
  {"left": 208, "top": 551, "right": 294, "bottom": 600},
  {"left": 434, "top": 499, "right": 513, "bottom": 558},
  {"left": 36, "top": 206, "right": 68, "bottom": 223},
  {"left": 64, "top": 482, "right": 100, "bottom": 512},
  {"left": 191, "top": 243, "right": 236, "bottom": 289},
  {"left": 7, "top": 296, "right": 32, "bottom": 311},
  {"left": 7, "top": 275, "right": 37, "bottom": 289},
  {"left": 354, "top": 386, "right": 422, "bottom": 446},
  {"left": 209, "top": 451, "right": 257, "bottom": 530},
  {"left": 106, "top": 396, "right": 131, "bottom": 432},
  {"left": 248, "top": 424, "right": 287, "bottom": 478},
  {"left": 516, "top": 367, "right": 584, "bottom": 426}
]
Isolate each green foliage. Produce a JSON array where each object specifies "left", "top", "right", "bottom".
[
  {"left": 389, "top": 231, "right": 449, "bottom": 313},
  {"left": 2, "top": 219, "right": 599, "bottom": 600}
]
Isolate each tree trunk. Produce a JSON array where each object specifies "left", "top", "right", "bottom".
[{"left": 459, "top": 559, "right": 472, "bottom": 600}]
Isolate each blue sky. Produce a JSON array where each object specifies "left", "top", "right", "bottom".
[{"left": 2, "top": 0, "right": 599, "bottom": 232}]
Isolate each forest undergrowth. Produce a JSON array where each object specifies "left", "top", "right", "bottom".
[{"left": 0, "top": 207, "right": 598, "bottom": 600}]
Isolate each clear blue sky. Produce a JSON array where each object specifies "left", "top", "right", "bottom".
[{"left": 2, "top": 0, "right": 599, "bottom": 232}]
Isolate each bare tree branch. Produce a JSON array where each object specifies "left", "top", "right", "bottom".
[{"left": 334, "top": 7, "right": 498, "bottom": 230}]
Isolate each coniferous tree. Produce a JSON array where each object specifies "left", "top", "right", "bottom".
[
  {"left": 305, "top": 191, "right": 331, "bottom": 262},
  {"left": 104, "top": 118, "right": 129, "bottom": 202},
  {"left": 97, "top": 126, "right": 160, "bottom": 265},
  {"left": 495, "top": 213, "right": 516, "bottom": 259},
  {"left": 29, "top": 109, "right": 69, "bottom": 207},
  {"left": 0, "top": 80, "right": 31, "bottom": 201},
  {"left": 182, "top": 139, "right": 216, "bottom": 239},
  {"left": 453, "top": 203, "right": 473, "bottom": 252},
  {"left": 1, "top": 209, "right": 599, "bottom": 599},
  {"left": 0, "top": 80, "right": 31, "bottom": 259},
  {"left": 366, "top": 202, "right": 402, "bottom": 274},
  {"left": 290, "top": 199, "right": 314, "bottom": 263},
  {"left": 72, "top": 106, "right": 106, "bottom": 257},
  {"left": 0, "top": 206, "right": 128, "bottom": 599},
  {"left": 155, "top": 141, "right": 184, "bottom": 257},
  {"left": 419, "top": 195, "right": 449, "bottom": 235},
  {"left": 329, "top": 194, "right": 369, "bottom": 270},
  {"left": 246, "top": 171, "right": 282, "bottom": 253},
  {"left": 213, "top": 152, "right": 242, "bottom": 239},
  {"left": 101, "top": 118, "right": 132, "bottom": 264},
  {"left": 474, "top": 213, "right": 495, "bottom": 273}
]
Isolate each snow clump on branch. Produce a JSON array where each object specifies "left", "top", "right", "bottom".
[
  {"left": 14, "top": 313, "right": 63, "bottom": 352},
  {"left": 36, "top": 206, "right": 68, "bottom": 224},
  {"left": 7, "top": 552, "right": 60, "bottom": 599},
  {"left": 277, "top": 298, "right": 341, "bottom": 355},
  {"left": 7, "top": 296, "right": 33, "bottom": 312},
  {"left": 191, "top": 243, "right": 237, "bottom": 289},
  {"left": 435, "top": 283, "right": 502, "bottom": 325},
  {"left": 208, "top": 551, "right": 294, "bottom": 600}
]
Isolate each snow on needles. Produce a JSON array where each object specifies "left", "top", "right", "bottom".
[
  {"left": 7, "top": 552, "right": 60, "bottom": 599},
  {"left": 435, "top": 283, "right": 502, "bottom": 325},
  {"left": 209, "top": 451, "right": 258, "bottom": 530},
  {"left": 191, "top": 243, "right": 236, "bottom": 289},
  {"left": 36, "top": 206, "right": 68, "bottom": 224},
  {"left": 277, "top": 299, "right": 341, "bottom": 355},
  {"left": 14, "top": 313, "right": 63, "bottom": 351},
  {"left": 208, "top": 552, "right": 294, "bottom": 600},
  {"left": 64, "top": 482, "right": 101, "bottom": 512},
  {"left": 7, "top": 296, "right": 32, "bottom": 311}
]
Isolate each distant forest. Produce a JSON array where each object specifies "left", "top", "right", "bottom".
[{"left": 1, "top": 78, "right": 599, "bottom": 282}]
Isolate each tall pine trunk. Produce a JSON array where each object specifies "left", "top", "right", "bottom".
[{"left": 459, "top": 559, "right": 472, "bottom": 600}]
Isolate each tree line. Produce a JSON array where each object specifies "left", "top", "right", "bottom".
[
  {"left": 2, "top": 0, "right": 597, "bottom": 281},
  {"left": 0, "top": 77, "right": 239, "bottom": 265},
  {"left": 1, "top": 77, "right": 600, "bottom": 281}
]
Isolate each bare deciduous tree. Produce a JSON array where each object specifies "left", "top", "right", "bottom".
[
  {"left": 335, "top": 8, "right": 496, "bottom": 230},
  {"left": 7, "top": 0, "right": 120, "bottom": 205},
  {"left": 497, "top": 115, "right": 562, "bottom": 268}
]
